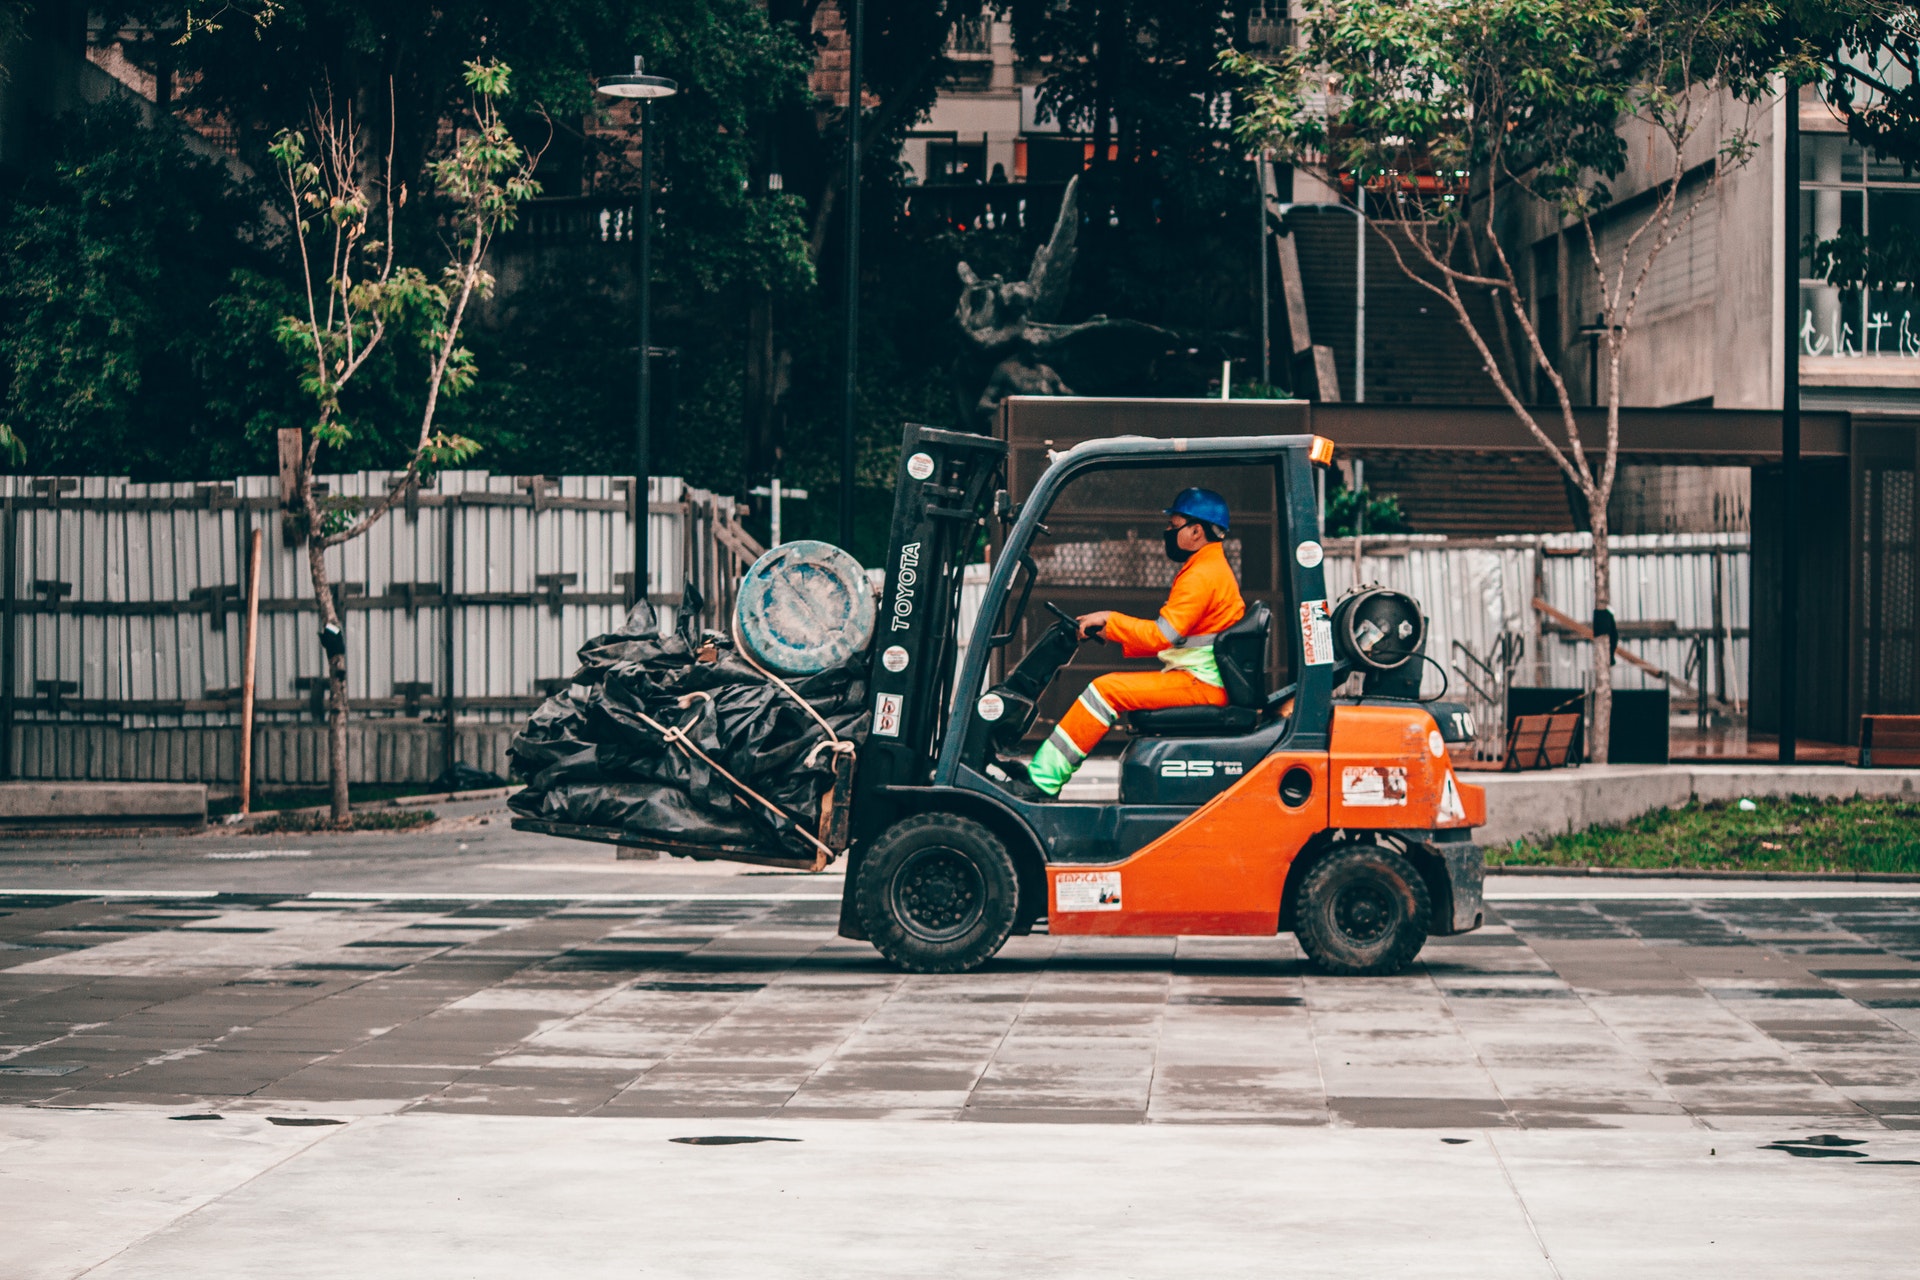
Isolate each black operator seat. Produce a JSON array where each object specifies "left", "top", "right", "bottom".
[{"left": 1126, "top": 601, "right": 1271, "bottom": 736}]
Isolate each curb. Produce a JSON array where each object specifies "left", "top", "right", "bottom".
[{"left": 1487, "top": 865, "right": 1920, "bottom": 883}]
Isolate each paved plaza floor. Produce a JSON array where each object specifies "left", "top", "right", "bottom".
[{"left": 3, "top": 819, "right": 1918, "bottom": 1275}]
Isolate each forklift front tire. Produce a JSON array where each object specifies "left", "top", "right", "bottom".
[
  {"left": 1295, "top": 843, "right": 1431, "bottom": 976},
  {"left": 856, "top": 814, "right": 1019, "bottom": 974}
]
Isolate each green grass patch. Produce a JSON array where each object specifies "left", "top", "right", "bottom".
[
  {"left": 1488, "top": 795, "right": 1920, "bottom": 874},
  {"left": 248, "top": 807, "right": 437, "bottom": 835}
]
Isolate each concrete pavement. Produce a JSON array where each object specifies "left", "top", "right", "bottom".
[
  {"left": 4, "top": 883, "right": 1918, "bottom": 1126},
  {"left": 6, "top": 1109, "right": 1917, "bottom": 1279},
  {"left": 5, "top": 819, "right": 1920, "bottom": 1276}
]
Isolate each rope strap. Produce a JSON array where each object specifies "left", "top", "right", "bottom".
[
  {"left": 730, "top": 617, "right": 844, "bottom": 746},
  {"left": 637, "top": 701, "right": 836, "bottom": 863}
]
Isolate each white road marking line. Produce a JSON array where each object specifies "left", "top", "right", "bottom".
[
  {"left": 306, "top": 891, "right": 847, "bottom": 902},
  {"left": 204, "top": 850, "right": 314, "bottom": 861}
]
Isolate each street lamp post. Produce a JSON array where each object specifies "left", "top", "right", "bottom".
[
  {"left": 1780, "top": 82, "right": 1802, "bottom": 763},
  {"left": 597, "top": 57, "right": 679, "bottom": 609},
  {"left": 841, "top": 0, "right": 865, "bottom": 550}
]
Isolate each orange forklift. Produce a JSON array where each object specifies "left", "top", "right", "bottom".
[
  {"left": 841, "top": 423, "right": 1485, "bottom": 974},
  {"left": 518, "top": 422, "right": 1488, "bottom": 975}
]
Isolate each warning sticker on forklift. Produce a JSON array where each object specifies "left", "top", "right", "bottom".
[
  {"left": 1437, "top": 771, "right": 1467, "bottom": 824},
  {"left": 1341, "top": 765, "right": 1408, "bottom": 806},
  {"left": 1300, "top": 599, "right": 1335, "bottom": 666},
  {"left": 1055, "top": 871, "right": 1123, "bottom": 912},
  {"left": 874, "top": 692, "right": 903, "bottom": 737}
]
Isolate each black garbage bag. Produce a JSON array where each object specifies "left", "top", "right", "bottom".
[
  {"left": 508, "top": 602, "right": 868, "bottom": 857},
  {"left": 430, "top": 761, "right": 510, "bottom": 793}
]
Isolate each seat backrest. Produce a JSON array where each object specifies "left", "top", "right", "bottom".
[{"left": 1214, "top": 602, "right": 1270, "bottom": 709}]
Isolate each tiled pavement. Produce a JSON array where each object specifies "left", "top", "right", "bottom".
[{"left": 3, "top": 891, "right": 1919, "bottom": 1128}]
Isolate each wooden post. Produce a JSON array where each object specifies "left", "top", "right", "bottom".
[
  {"left": 441, "top": 500, "right": 457, "bottom": 775},
  {"left": 0, "top": 496, "right": 12, "bottom": 780},
  {"left": 238, "top": 528, "right": 263, "bottom": 816}
]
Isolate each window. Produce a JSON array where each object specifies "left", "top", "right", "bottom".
[
  {"left": 1799, "top": 133, "right": 1920, "bottom": 359},
  {"left": 925, "top": 139, "right": 987, "bottom": 185}
]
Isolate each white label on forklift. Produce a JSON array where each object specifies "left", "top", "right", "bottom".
[
  {"left": 907, "top": 452, "right": 936, "bottom": 481},
  {"left": 874, "top": 692, "right": 904, "bottom": 737},
  {"left": 976, "top": 692, "right": 1005, "bottom": 721},
  {"left": 1300, "top": 599, "right": 1335, "bottom": 665},
  {"left": 882, "top": 645, "right": 910, "bottom": 673},
  {"left": 1437, "top": 771, "right": 1467, "bottom": 824},
  {"left": 1056, "top": 871, "right": 1123, "bottom": 912},
  {"left": 1295, "top": 540, "right": 1324, "bottom": 569},
  {"left": 1342, "top": 765, "right": 1408, "bottom": 806}
]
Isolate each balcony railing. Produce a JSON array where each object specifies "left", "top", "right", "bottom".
[
  {"left": 1246, "top": 6, "right": 1293, "bottom": 51},
  {"left": 899, "top": 182, "right": 1072, "bottom": 237},
  {"left": 948, "top": 12, "right": 991, "bottom": 57},
  {"left": 498, "top": 197, "right": 642, "bottom": 245}
]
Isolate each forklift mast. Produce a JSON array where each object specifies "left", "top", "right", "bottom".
[{"left": 859, "top": 425, "right": 1006, "bottom": 795}]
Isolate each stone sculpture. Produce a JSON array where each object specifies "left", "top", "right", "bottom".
[{"left": 954, "top": 176, "right": 1186, "bottom": 430}]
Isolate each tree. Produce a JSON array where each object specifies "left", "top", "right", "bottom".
[
  {"left": 1793, "top": 0, "right": 1920, "bottom": 298},
  {"left": 0, "top": 102, "right": 308, "bottom": 475},
  {"left": 1798, "top": 0, "right": 1919, "bottom": 168},
  {"left": 1227, "top": 0, "right": 1795, "bottom": 760},
  {"left": 1004, "top": 0, "right": 1250, "bottom": 220},
  {"left": 272, "top": 59, "right": 540, "bottom": 824}
]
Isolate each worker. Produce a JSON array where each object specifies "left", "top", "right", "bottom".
[{"left": 1024, "top": 487, "right": 1245, "bottom": 797}]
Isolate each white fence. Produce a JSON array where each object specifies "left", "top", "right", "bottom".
[{"left": 0, "top": 471, "right": 760, "bottom": 786}]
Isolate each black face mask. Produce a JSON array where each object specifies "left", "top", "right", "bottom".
[{"left": 1164, "top": 528, "right": 1194, "bottom": 563}]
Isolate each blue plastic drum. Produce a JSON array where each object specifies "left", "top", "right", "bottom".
[{"left": 734, "top": 540, "right": 876, "bottom": 675}]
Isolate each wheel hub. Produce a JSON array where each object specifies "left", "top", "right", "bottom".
[
  {"left": 891, "top": 846, "right": 985, "bottom": 942},
  {"left": 1332, "top": 881, "right": 1396, "bottom": 945}
]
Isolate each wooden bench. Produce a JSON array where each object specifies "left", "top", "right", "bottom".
[
  {"left": 1860, "top": 715, "right": 1920, "bottom": 768},
  {"left": 1504, "top": 712, "right": 1581, "bottom": 771}
]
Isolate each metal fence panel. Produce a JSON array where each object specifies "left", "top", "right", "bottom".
[{"left": 0, "top": 470, "right": 760, "bottom": 784}]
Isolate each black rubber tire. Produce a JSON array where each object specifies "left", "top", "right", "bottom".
[
  {"left": 1294, "top": 843, "right": 1431, "bottom": 976},
  {"left": 855, "top": 813, "right": 1019, "bottom": 974}
]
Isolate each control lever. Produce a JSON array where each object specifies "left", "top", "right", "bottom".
[{"left": 1044, "top": 599, "right": 1100, "bottom": 640}]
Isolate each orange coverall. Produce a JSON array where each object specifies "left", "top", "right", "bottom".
[{"left": 1026, "top": 540, "right": 1246, "bottom": 794}]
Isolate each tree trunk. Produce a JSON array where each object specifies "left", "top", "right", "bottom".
[
  {"left": 306, "top": 533, "right": 352, "bottom": 825},
  {"left": 1588, "top": 498, "right": 1612, "bottom": 766}
]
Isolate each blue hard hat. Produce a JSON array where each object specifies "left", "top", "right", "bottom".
[{"left": 1165, "top": 487, "right": 1229, "bottom": 532}]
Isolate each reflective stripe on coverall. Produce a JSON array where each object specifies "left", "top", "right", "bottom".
[{"left": 1027, "top": 540, "right": 1245, "bottom": 795}]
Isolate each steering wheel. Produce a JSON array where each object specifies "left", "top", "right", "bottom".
[{"left": 1044, "top": 600, "right": 1099, "bottom": 639}]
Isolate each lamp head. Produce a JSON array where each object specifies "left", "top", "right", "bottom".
[{"left": 597, "top": 55, "right": 678, "bottom": 100}]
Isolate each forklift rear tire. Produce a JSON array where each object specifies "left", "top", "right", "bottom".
[
  {"left": 856, "top": 814, "right": 1019, "bottom": 974},
  {"left": 1295, "top": 843, "right": 1431, "bottom": 976}
]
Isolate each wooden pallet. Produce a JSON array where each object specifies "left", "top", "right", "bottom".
[{"left": 1860, "top": 716, "right": 1920, "bottom": 769}]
